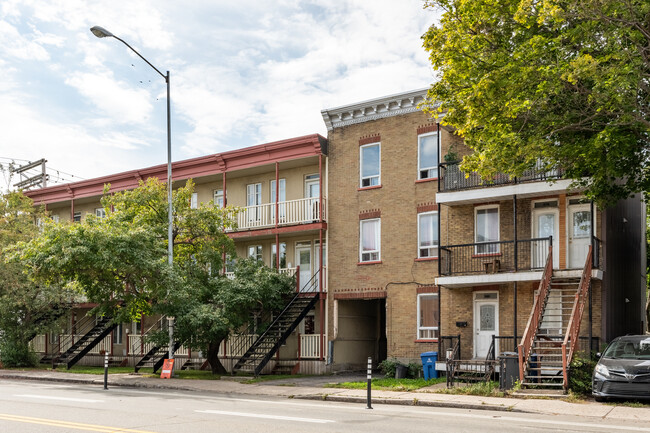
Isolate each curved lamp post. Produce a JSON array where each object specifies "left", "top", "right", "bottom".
[{"left": 90, "top": 26, "right": 175, "bottom": 364}]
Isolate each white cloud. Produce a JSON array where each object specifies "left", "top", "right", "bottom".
[{"left": 64, "top": 72, "right": 154, "bottom": 125}]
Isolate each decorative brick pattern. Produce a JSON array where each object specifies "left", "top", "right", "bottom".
[
  {"left": 359, "top": 134, "right": 381, "bottom": 146},
  {"left": 417, "top": 124, "right": 437, "bottom": 135},
  {"left": 359, "top": 209, "right": 381, "bottom": 220},
  {"left": 417, "top": 202, "right": 438, "bottom": 213}
]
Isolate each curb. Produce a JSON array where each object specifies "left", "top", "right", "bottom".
[{"left": 293, "top": 394, "right": 526, "bottom": 413}]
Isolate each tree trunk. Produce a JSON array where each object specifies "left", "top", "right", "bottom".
[{"left": 207, "top": 339, "right": 227, "bottom": 375}]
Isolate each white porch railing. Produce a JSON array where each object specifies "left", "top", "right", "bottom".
[
  {"left": 128, "top": 335, "right": 156, "bottom": 356},
  {"left": 29, "top": 335, "right": 46, "bottom": 352},
  {"left": 300, "top": 334, "right": 322, "bottom": 359},
  {"left": 233, "top": 197, "right": 326, "bottom": 231},
  {"left": 60, "top": 334, "right": 111, "bottom": 354},
  {"left": 226, "top": 267, "right": 295, "bottom": 280},
  {"left": 219, "top": 334, "right": 257, "bottom": 357}
]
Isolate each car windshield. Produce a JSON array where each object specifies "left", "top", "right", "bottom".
[{"left": 602, "top": 337, "right": 650, "bottom": 359}]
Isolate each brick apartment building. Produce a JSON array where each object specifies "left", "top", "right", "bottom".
[{"left": 22, "top": 89, "right": 646, "bottom": 383}]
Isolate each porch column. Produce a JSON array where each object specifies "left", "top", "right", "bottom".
[
  {"left": 275, "top": 162, "right": 279, "bottom": 229},
  {"left": 70, "top": 198, "right": 75, "bottom": 221},
  {"left": 319, "top": 228, "right": 324, "bottom": 361}
]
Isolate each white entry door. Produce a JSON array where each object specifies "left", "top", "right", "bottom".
[
  {"left": 532, "top": 206, "right": 559, "bottom": 269},
  {"left": 473, "top": 292, "right": 499, "bottom": 359},
  {"left": 313, "top": 242, "right": 326, "bottom": 292},
  {"left": 568, "top": 204, "right": 591, "bottom": 268},
  {"left": 296, "top": 243, "right": 312, "bottom": 292}
]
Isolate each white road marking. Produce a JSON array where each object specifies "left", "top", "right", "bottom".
[
  {"left": 429, "top": 411, "right": 650, "bottom": 432},
  {"left": 14, "top": 394, "right": 104, "bottom": 403},
  {"left": 195, "top": 409, "right": 335, "bottom": 424}
]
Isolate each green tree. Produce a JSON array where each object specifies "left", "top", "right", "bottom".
[
  {"left": 0, "top": 192, "right": 76, "bottom": 367},
  {"left": 422, "top": 0, "right": 649, "bottom": 205},
  {"left": 16, "top": 178, "right": 294, "bottom": 373}
]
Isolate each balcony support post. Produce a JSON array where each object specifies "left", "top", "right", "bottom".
[
  {"left": 275, "top": 162, "right": 279, "bottom": 229},
  {"left": 319, "top": 227, "right": 324, "bottom": 361},
  {"left": 589, "top": 200, "right": 594, "bottom": 353},
  {"left": 319, "top": 154, "right": 323, "bottom": 222},
  {"left": 513, "top": 195, "right": 518, "bottom": 342}
]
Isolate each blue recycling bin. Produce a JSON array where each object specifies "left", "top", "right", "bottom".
[{"left": 420, "top": 351, "right": 439, "bottom": 380}]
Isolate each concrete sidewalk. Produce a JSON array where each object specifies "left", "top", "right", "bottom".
[{"left": 2, "top": 369, "right": 650, "bottom": 423}]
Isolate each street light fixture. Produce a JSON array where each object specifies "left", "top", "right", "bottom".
[{"left": 90, "top": 25, "right": 175, "bottom": 365}]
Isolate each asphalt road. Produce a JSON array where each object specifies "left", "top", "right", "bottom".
[{"left": 1, "top": 380, "right": 650, "bottom": 433}]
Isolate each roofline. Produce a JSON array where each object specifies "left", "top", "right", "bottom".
[{"left": 25, "top": 134, "right": 327, "bottom": 206}]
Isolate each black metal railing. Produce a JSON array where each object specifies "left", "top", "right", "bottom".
[
  {"left": 440, "top": 237, "right": 551, "bottom": 276},
  {"left": 439, "top": 161, "right": 565, "bottom": 193},
  {"left": 487, "top": 335, "right": 518, "bottom": 360},
  {"left": 438, "top": 334, "right": 461, "bottom": 362}
]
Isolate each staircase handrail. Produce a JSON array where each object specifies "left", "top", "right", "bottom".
[
  {"left": 55, "top": 314, "right": 105, "bottom": 359},
  {"left": 518, "top": 245, "right": 553, "bottom": 381},
  {"left": 561, "top": 245, "right": 593, "bottom": 388},
  {"left": 129, "top": 316, "right": 166, "bottom": 357},
  {"left": 247, "top": 270, "right": 320, "bottom": 357}
]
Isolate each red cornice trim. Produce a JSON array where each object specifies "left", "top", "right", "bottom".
[{"left": 25, "top": 134, "right": 326, "bottom": 205}]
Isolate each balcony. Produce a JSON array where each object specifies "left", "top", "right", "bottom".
[
  {"left": 231, "top": 197, "right": 326, "bottom": 231},
  {"left": 437, "top": 162, "right": 573, "bottom": 204},
  {"left": 438, "top": 237, "right": 602, "bottom": 286}
]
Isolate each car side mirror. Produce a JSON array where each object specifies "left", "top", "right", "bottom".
[{"left": 595, "top": 352, "right": 601, "bottom": 359}]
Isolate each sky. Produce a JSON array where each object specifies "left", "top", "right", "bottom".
[{"left": 0, "top": 0, "right": 438, "bottom": 190}]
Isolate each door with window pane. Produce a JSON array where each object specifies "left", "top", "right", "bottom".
[
  {"left": 305, "top": 175, "right": 319, "bottom": 221},
  {"left": 296, "top": 244, "right": 312, "bottom": 292},
  {"left": 246, "top": 183, "right": 262, "bottom": 224},
  {"left": 270, "top": 179, "right": 286, "bottom": 223},
  {"left": 473, "top": 293, "right": 499, "bottom": 358},
  {"left": 532, "top": 206, "right": 559, "bottom": 268},
  {"left": 569, "top": 204, "right": 591, "bottom": 268}
]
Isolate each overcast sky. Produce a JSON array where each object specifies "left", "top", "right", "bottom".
[{"left": 0, "top": 1, "right": 438, "bottom": 190}]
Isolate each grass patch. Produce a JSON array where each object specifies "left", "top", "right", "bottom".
[
  {"left": 436, "top": 381, "right": 504, "bottom": 397},
  {"left": 241, "top": 374, "right": 310, "bottom": 384},
  {"left": 325, "top": 377, "right": 444, "bottom": 392},
  {"left": 606, "top": 400, "right": 650, "bottom": 408},
  {"left": 28, "top": 364, "right": 220, "bottom": 380}
]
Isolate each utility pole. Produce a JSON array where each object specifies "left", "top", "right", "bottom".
[{"left": 12, "top": 159, "right": 48, "bottom": 190}]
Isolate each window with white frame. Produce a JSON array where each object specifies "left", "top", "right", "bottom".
[
  {"left": 360, "top": 143, "right": 380, "bottom": 187},
  {"left": 95, "top": 208, "right": 106, "bottom": 218},
  {"left": 475, "top": 206, "right": 499, "bottom": 254},
  {"left": 360, "top": 218, "right": 380, "bottom": 262},
  {"left": 51, "top": 214, "right": 60, "bottom": 223},
  {"left": 418, "top": 211, "right": 439, "bottom": 258},
  {"left": 272, "top": 242, "right": 287, "bottom": 269},
  {"left": 246, "top": 183, "right": 262, "bottom": 221},
  {"left": 190, "top": 192, "right": 198, "bottom": 209},
  {"left": 417, "top": 293, "right": 439, "bottom": 339},
  {"left": 213, "top": 189, "right": 224, "bottom": 207},
  {"left": 248, "top": 245, "right": 262, "bottom": 261},
  {"left": 270, "top": 178, "right": 286, "bottom": 220},
  {"left": 73, "top": 211, "right": 81, "bottom": 222},
  {"left": 418, "top": 132, "right": 438, "bottom": 180},
  {"left": 112, "top": 323, "right": 123, "bottom": 344}
]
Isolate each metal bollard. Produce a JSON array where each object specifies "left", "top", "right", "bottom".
[
  {"left": 103, "top": 353, "right": 108, "bottom": 390},
  {"left": 366, "top": 356, "right": 372, "bottom": 409}
]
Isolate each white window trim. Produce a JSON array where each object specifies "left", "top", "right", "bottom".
[
  {"left": 213, "top": 189, "right": 224, "bottom": 207},
  {"left": 417, "top": 132, "right": 439, "bottom": 180},
  {"left": 190, "top": 193, "right": 198, "bottom": 209},
  {"left": 95, "top": 208, "right": 106, "bottom": 218},
  {"left": 270, "top": 178, "right": 286, "bottom": 202},
  {"left": 359, "top": 142, "right": 381, "bottom": 188},
  {"left": 417, "top": 293, "right": 439, "bottom": 340},
  {"left": 474, "top": 205, "right": 500, "bottom": 255},
  {"left": 418, "top": 211, "right": 439, "bottom": 259},
  {"left": 248, "top": 245, "right": 263, "bottom": 261},
  {"left": 359, "top": 218, "right": 381, "bottom": 262}
]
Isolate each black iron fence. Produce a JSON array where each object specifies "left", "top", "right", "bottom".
[
  {"left": 440, "top": 237, "right": 551, "bottom": 276},
  {"left": 439, "top": 161, "right": 565, "bottom": 193},
  {"left": 438, "top": 334, "right": 461, "bottom": 362}
]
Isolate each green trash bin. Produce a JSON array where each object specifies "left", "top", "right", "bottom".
[{"left": 420, "top": 351, "right": 438, "bottom": 380}]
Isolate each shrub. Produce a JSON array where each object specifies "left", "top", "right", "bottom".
[
  {"left": 568, "top": 354, "right": 596, "bottom": 396},
  {"left": 0, "top": 340, "right": 38, "bottom": 368},
  {"left": 378, "top": 358, "right": 400, "bottom": 378}
]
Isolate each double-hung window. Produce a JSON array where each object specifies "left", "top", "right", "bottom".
[
  {"left": 418, "top": 132, "right": 438, "bottom": 180},
  {"left": 213, "top": 189, "right": 224, "bottom": 207},
  {"left": 73, "top": 211, "right": 81, "bottom": 222},
  {"left": 95, "top": 208, "right": 106, "bottom": 218},
  {"left": 360, "top": 218, "right": 380, "bottom": 262},
  {"left": 360, "top": 143, "right": 380, "bottom": 187},
  {"left": 418, "top": 211, "right": 439, "bottom": 258},
  {"left": 246, "top": 183, "right": 262, "bottom": 222},
  {"left": 417, "top": 293, "right": 439, "bottom": 339},
  {"left": 190, "top": 193, "right": 198, "bottom": 209},
  {"left": 248, "top": 245, "right": 262, "bottom": 261},
  {"left": 270, "top": 178, "right": 286, "bottom": 221},
  {"left": 271, "top": 242, "right": 287, "bottom": 269},
  {"left": 475, "top": 206, "right": 499, "bottom": 254}
]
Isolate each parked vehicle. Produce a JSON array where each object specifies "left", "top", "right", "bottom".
[{"left": 592, "top": 335, "right": 650, "bottom": 401}]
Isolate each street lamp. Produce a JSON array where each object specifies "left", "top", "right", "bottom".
[{"left": 90, "top": 25, "right": 175, "bottom": 365}]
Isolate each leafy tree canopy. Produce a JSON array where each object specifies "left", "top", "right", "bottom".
[
  {"left": 0, "top": 192, "right": 76, "bottom": 367},
  {"left": 422, "top": 0, "right": 649, "bottom": 205}
]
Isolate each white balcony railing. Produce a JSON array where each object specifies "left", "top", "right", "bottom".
[
  {"left": 60, "top": 334, "right": 111, "bottom": 354},
  {"left": 225, "top": 267, "right": 295, "bottom": 280},
  {"left": 128, "top": 335, "right": 156, "bottom": 356},
  {"left": 29, "top": 335, "right": 46, "bottom": 352},
  {"left": 300, "top": 334, "right": 321, "bottom": 359},
  {"left": 233, "top": 197, "right": 326, "bottom": 231}
]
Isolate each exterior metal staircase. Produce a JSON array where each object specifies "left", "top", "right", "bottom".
[
  {"left": 519, "top": 246, "right": 593, "bottom": 391},
  {"left": 231, "top": 288, "right": 320, "bottom": 376},
  {"left": 134, "top": 341, "right": 182, "bottom": 373},
  {"left": 52, "top": 316, "right": 117, "bottom": 370}
]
